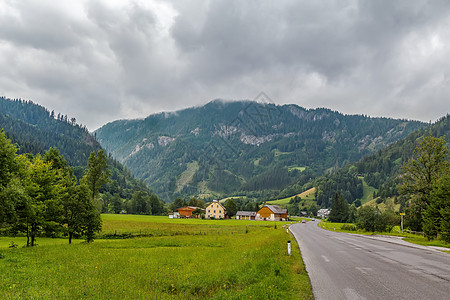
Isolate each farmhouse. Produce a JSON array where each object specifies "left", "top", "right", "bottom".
[
  {"left": 256, "top": 205, "right": 288, "bottom": 221},
  {"left": 236, "top": 211, "right": 256, "bottom": 220},
  {"left": 177, "top": 206, "right": 204, "bottom": 218},
  {"left": 206, "top": 200, "right": 226, "bottom": 219},
  {"left": 317, "top": 208, "right": 330, "bottom": 219}
]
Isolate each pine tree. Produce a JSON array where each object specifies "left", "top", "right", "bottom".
[{"left": 328, "top": 192, "right": 349, "bottom": 223}]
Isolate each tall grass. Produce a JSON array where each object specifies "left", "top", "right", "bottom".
[{"left": 0, "top": 216, "right": 312, "bottom": 299}]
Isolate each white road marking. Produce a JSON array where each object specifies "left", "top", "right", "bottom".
[
  {"left": 322, "top": 255, "right": 330, "bottom": 262},
  {"left": 355, "top": 267, "right": 373, "bottom": 275},
  {"left": 343, "top": 287, "right": 366, "bottom": 300}
]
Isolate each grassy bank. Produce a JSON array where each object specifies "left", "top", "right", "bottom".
[
  {"left": 319, "top": 221, "right": 449, "bottom": 249},
  {"left": 0, "top": 215, "right": 312, "bottom": 299}
]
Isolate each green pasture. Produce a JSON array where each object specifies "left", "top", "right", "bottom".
[
  {"left": 267, "top": 188, "right": 316, "bottom": 206},
  {"left": 358, "top": 177, "right": 378, "bottom": 205},
  {"left": 0, "top": 215, "right": 312, "bottom": 299}
]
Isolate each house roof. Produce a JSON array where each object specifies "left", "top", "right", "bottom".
[
  {"left": 262, "top": 205, "right": 288, "bottom": 215},
  {"left": 178, "top": 206, "right": 204, "bottom": 211},
  {"left": 206, "top": 201, "right": 226, "bottom": 211},
  {"left": 236, "top": 211, "right": 256, "bottom": 217}
]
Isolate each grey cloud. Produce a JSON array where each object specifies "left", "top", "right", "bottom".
[{"left": 0, "top": 0, "right": 449, "bottom": 130}]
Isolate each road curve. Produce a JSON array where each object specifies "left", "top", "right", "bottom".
[{"left": 290, "top": 221, "right": 450, "bottom": 300}]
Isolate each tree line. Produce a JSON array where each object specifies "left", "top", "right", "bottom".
[
  {"left": 326, "top": 135, "right": 449, "bottom": 243},
  {"left": 0, "top": 130, "right": 107, "bottom": 245}
]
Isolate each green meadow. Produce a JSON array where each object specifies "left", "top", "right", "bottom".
[
  {"left": 0, "top": 215, "right": 312, "bottom": 299},
  {"left": 267, "top": 188, "right": 316, "bottom": 206}
]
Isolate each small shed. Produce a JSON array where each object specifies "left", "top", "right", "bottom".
[{"left": 236, "top": 211, "right": 256, "bottom": 220}]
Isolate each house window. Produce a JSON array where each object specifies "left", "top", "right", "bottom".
[
  {"left": 214, "top": 210, "right": 216, "bottom": 213},
  {"left": 219, "top": 210, "right": 221, "bottom": 213}
]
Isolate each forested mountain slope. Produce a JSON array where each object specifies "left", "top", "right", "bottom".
[
  {"left": 95, "top": 100, "right": 424, "bottom": 201},
  {"left": 311, "top": 115, "right": 449, "bottom": 208},
  {"left": 0, "top": 96, "right": 99, "bottom": 165},
  {"left": 0, "top": 96, "right": 161, "bottom": 214}
]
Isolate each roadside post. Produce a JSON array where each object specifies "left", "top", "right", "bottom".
[
  {"left": 287, "top": 240, "right": 291, "bottom": 256},
  {"left": 400, "top": 213, "right": 405, "bottom": 233}
]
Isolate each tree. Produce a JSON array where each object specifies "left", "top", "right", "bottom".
[
  {"left": 85, "top": 150, "right": 110, "bottom": 202},
  {"left": 130, "top": 190, "right": 150, "bottom": 214},
  {"left": 224, "top": 199, "right": 238, "bottom": 217},
  {"left": 23, "top": 155, "right": 61, "bottom": 246},
  {"left": 423, "top": 173, "right": 450, "bottom": 242},
  {"left": 149, "top": 194, "right": 165, "bottom": 215},
  {"left": 307, "top": 202, "right": 319, "bottom": 216},
  {"left": 399, "top": 135, "right": 449, "bottom": 231},
  {"left": 192, "top": 207, "right": 203, "bottom": 218},
  {"left": 43, "top": 148, "right": 69, "bottom": 171},
  {"left": 0, "top": 130, "right": 19, "bottom": 227},
  {"left": 288, "top": 203, "right": 299, "bottom": 216},
  {"left": 76, "top": 180, "right": 102, "bottom": 243},
  {"left": 170, "top": 198, "right": 187, "bottom": 211},
  {"left": 356, "top": 206, "right": 378, "bottom": 232},
  {"left": 187, "top": 197, "right": 205, "bottom": 208},
  {"left": 328, "top": 192, "right": 349, "bottom": 223},
  {"left": 0, "top": 129, "right": 18, "bottom": 186}
]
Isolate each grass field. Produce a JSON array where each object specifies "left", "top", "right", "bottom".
[
  {"left": 0, "top": 215, "right": 313, "bottom": 299},
  {"left": 358, "top": 177, "right": 377, "bottom": 205},
  {"left": 362, "top": 197, "right": 401, "bottom": 212},
  {"left": 267, "top": 188, "right": 316, "bottom": 206},
  {"left": 320, "top": 221, "right": 450, "bottom": 249}
]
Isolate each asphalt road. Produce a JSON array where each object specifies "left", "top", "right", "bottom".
[{"left": 290, "top": 221, "right": 450, "bottom": 300}]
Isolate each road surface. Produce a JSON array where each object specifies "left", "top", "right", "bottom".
[{"left": 290, "top": 221, "right": 450, "bottom": 300}]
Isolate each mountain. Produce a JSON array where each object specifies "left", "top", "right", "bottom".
[
  {"left": 95, "top": 100, "right": 425, "bottom": 201},
  {"left": 0, "top": 96, "right": 99, "bottom": 165},
  {"left": 0, "top": 96, "right": 160, "bottom": 214},
  {"left": 309, "top": 114, "right": 450, "bottom": 208}
]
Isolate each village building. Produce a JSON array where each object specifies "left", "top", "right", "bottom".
[
  {"left": 317, "top": 208, "right": 330, "bottom": 219},
  {"left": 205, "top": 200, "right": 226, "bottom": 219},
  {"left": 177, "top": 206, "right": 204, "bottom": 218},
  {"left": 235, "top": 211, "right": 256, "bottom": 220},
  {"left": 256, "top": 205, "right": 288, "bottom": 221},
  {"left": 169, "top": 211, "right": 180, "bottom": 219}
]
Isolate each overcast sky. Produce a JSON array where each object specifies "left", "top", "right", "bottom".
[{"left": 1, "top": 0, "right": 450, "bottom": 130}]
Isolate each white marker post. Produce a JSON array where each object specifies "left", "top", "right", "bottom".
[
  {"left": 287, "top": 240, "right": 291, "bottom": 256},
  {"left": 400, "top": 213, "right": 405, "bottom": 233}
]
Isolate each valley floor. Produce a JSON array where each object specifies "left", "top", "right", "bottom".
[{"left": 0, "top": 215, "right": 312, "bottom": 299}]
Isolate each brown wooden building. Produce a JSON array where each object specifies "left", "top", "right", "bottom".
[
  {"left": 256, "top": 205, "right": 288, "bottom": 221},
  {"left": 177, "top": 206, "right": 204, "bottom": 218}
]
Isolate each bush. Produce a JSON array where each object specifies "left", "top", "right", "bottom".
[
  {"left": 356, "top": 206, "right": 399, "bottom": 232},
  {"left": 341, "top": 224, "right": 357, "bottom": 231}
]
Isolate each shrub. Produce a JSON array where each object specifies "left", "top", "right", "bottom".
[{"left": 341, "top": 224, "right": 357, "bottom": 231}]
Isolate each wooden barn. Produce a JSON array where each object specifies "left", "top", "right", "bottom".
[
  {"left": 177, "top": 206, "right": 204, "bottom": 218},
  {"left": 235, "top": 211, "right": 256, "bottom": 220},
  {"left": 256, "top": 205, "right": 288, "bottom": 221}
]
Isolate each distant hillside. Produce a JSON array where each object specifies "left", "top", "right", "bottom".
[
  {"left": 0, "top": 96, "right": 100, "bottom": 165},
  {"left": 95, "top": 100, "right": 424, "bottom": 201},
  {"left": 308, "top": 115, "right": 449, "bottom": 208},
  {"left": 0, "top": 96, "right": 157, "bottom": 213}
]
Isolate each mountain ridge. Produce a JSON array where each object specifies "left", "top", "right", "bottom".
[{"left": 95, "top": 100, "right": 425, "bottom": 201}]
